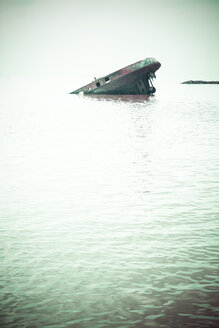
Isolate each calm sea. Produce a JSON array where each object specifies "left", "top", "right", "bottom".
[{"left": 0, "top": 78, "right": 218, "bottom": 328}]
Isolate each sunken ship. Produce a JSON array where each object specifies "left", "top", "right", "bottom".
[{"left": 70, "top": 57, "right": 161, "bottom": 95}]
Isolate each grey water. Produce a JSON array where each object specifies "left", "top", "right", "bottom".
[{"left": 0, "top": 78, "right": 219, "bottom": 328}]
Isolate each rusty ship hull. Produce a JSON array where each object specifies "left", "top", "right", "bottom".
[{"left": 70, "top": 57, "right": 161, "bottom": 95}]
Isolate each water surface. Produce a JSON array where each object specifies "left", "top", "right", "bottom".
[{"left": 0, "top": 79, "right": 219, "bottom": 327}]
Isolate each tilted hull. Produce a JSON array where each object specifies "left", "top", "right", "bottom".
[{"left": 70, "top": 58, "right": 161, "bottom": 95}]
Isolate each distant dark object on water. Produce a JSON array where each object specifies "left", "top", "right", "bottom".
[
  {"left": 70, "top": 58, "right": 161, "bottom": 95},
  {"left": 182, "top": 80, "right": 219, "bottom": 84}
]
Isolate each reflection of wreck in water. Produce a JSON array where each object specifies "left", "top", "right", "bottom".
[
  {"left": 84, "top": 94, "right": 156, "bottom": 105},
  {"left": 84, "top": 94, "right": 152, "bottom": 103},
  {"left": 70, "top": 58, "right": 161, "bottom": 95}
]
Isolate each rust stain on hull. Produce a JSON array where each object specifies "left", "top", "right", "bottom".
[{"left": 70, "top": 57, "right": 161, "bottom": 95}]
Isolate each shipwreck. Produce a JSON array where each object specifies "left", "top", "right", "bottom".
[{"left": 70, "top": 57, "right": 161, "bottom": 95}]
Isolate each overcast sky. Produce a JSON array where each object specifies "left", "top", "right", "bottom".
[{"left": 0, "top": 0, "right": 218, "bottom": 82}]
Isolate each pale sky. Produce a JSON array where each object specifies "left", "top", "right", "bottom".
[{"left": 0, "top": 0, "right": 219, "bottom": 82}]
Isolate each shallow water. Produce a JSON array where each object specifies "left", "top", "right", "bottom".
[{"left": 0, "top": 79, "right": 219, "bottom": 327}]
